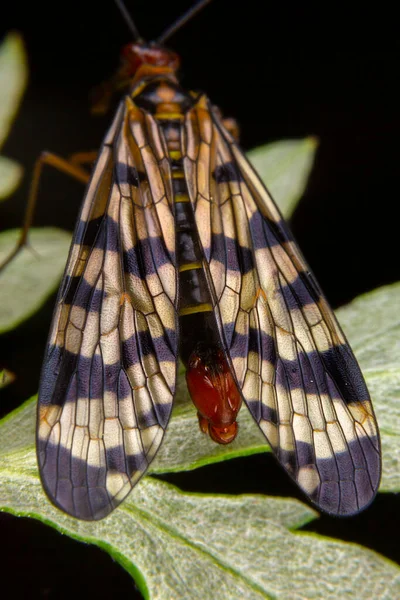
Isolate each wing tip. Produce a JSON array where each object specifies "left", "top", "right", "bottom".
[{"left": 37, "top": 438, "right": 136, "bottom": 521}]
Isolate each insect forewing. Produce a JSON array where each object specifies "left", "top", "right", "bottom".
[
  {"left": 183, "top": 95, "right": 381, "bottom": 515},
  {"left": 37, "top": 98, "right": 179, "bottom": 520}
]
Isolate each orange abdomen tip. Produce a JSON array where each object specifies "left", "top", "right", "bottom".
[{"left": 186, "top": 347, "right": 242, "bottom": 445}]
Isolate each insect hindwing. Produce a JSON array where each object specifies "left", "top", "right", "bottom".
[
  {"left": 37, "top": 98, "right": 179, "bottom": 520},
  {"left": 182, "top": 95, "right": 381, "bottom": 515}
]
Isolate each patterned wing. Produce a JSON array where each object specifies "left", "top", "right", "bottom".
[
  {"left": 183, "top": 96, "right": 381, "bottom": 515},
  {"left": 37, "top": 98, "right": 178, "bottom": 520}
]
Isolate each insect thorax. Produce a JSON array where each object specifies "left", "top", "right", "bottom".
[{"left": 131, "top": 77, "right": 195, "bottom": 116}]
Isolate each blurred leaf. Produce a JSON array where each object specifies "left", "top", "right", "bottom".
[
  {"left": 0, "top": 155, "right": 23, "bottom": 200},
  {"left": 0, "top": 228, "right": 71, "bottom": 333},
  {"left": 0, "top": 32, "right": 27, "bottom": 200},
  {"left": 0, "top": 32, "right": 27, "bottom": 148},
  {"left": 0, "top": 367, "right": 15, "bottom": 389},
  {"left": 247, "top": 137, "right": 318, "bottom": 218}
]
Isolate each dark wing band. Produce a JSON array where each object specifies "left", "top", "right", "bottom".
[
  {"left": 37, "top": 98, "right": 179, "bottom": 520},
  {"left": 183, "top": 95, "right": 381, "bottom": 515}
]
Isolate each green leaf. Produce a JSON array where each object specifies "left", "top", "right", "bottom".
[
  {"left": 0, "top": 228, "right": 71, "bottom": 333},
  {"left": 247, "top": 137, "right": 318, "bottom": 218},
  {"left": 1, "top": 286, "right": 400, "bottom": 598},
  {"left": 336, "top": 282, "right": 400, "bottom": 493},
  {"left": 0, "top": 425, "right": 399, "bottom": 600},
  {"left": 0, "top": 32, "right": 28, "bottom": 149},
  {"left": 0, "top": 155, "right": 23, "bottom": 200},
  {"left": 0, "top": 32, "right": 27, "bottom": 201}
]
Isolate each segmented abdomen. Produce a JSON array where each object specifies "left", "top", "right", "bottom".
[{"left": 134, "top": 78, "right": 221, "bottom": 363}]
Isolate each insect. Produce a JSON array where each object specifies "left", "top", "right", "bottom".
[{"left": 35, "top": 0, "right": 381, "bottom": 520}]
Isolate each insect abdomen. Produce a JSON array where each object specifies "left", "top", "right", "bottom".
[
  {"left": 133, "top": 78, "right": 222, "bottom": 362},
  {"left": 157, "top": 107, "right": 242, "bottom": 445},
  {"left": 161, "top": 118, "right": 220, "bottom": 364}
]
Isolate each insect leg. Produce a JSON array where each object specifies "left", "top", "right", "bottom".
[
  {"left": 222, "top": 117, "right": 240, "bottom": 142},
  {"left": 68, "top": 150, "right": 98, "bottom": 168},
  {"left": 0, "top": 151, "right": 94, "bottom": 271}
]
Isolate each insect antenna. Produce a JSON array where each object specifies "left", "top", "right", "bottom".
[
  {"left": 156, "top": 0, "right": 213, "bottom": 45},
  {"left": 114, "top": 0, "right": 143, "bottom": 41}
]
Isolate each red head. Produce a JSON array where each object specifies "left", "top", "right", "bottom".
[
  {"left": 90, "top": 42, "right": 180, "bottom": 115},
  {"left": 186, "top": 347, "right": 242, "bottom": 445},
  {"left": 122, "top": 42, "right": 180, "bottom": 73},
  {"left": 120, "top": 42, "right": 180, "bottom": 80},
  {"left": 112, "top": 0, "right": 210, "bottom": 82},
  {"left": 93, "top": 0, "right": 211, "bottom": 113}
]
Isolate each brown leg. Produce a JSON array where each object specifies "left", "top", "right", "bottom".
[
  {"left": 222, "top": 118, "right": 240, "bottom": 142},
  {"left": 68, "top": 151, "right": 98, "bottom": 168},
  {"left": 212, "top": 104, "right": 240, "bottom": 141},
  {"left": 0, "top": 151, "right": 95, "bottom": 271}
]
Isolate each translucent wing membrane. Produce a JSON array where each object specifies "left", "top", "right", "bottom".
[
  {"left": 37, "top": 72, "right": 380, "bottom": 520},
  {"left": 37, "top": 99, "right": 179, "bottom": 520},
  {"left": 183, "top": 96, "right": 381, "bottom": 515}
]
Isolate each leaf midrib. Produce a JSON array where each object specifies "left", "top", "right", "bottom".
[{"left": 122, "top": 495, "right": 276, "bottom": 599}]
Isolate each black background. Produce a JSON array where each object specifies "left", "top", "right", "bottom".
[{"left": 0, "top": 1, "right": 399, "bottom": 598}]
